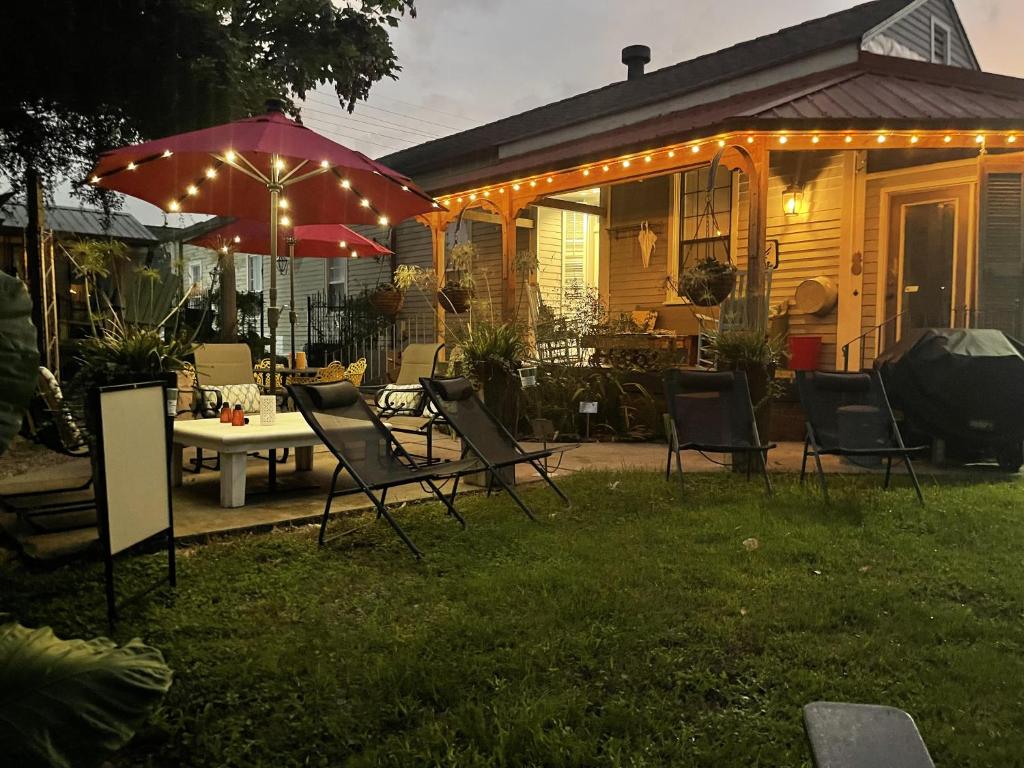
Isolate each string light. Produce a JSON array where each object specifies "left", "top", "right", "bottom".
[
  {"left": 339, "top": 241, "right": 347, "bottom": 248},
  {"left": 378, "top": 216, "right": 389, "bottom": 226},
  {"left": 275, "top": 158, "right": 286, "bottom": 170},
  {"left": 469, "top": 193, "right": 477, "bottom": 201},
  {"left": 320, "top": 160, "right": 330, "bottom": 168},
  {"left": 186, "top": 185, "right": 198, "bottom": 196},
  {"left": 90, "top": 175, "right": 101, "bottom": 184},
  {"left": 483, "top": 190, "right": 490, "bottom": 197},
  {"left": 127, "top": 162, "right": 136, "bottom": 171},
  {"left": 361, "top": 198, "right": 371, "bottom": 207},
  {"left": 206, "top": 167, "right": 217, "bottom": 178},
  {"left": 280, "top": 215, "right": 291, "bottom": 227},
  {"left": 225, "top": 150, "right": 236, "bottom": 162},
  {"left": 432, "top": 202, "right": 440, "bottom": 208},
  {"left": 233, "top": 236, "right": 241, "bottom": 243},
  {"left": 162, "top": 150, "right": 173, "bottom": 158},
  {"left": 278, "top": 198, "right": 289, "bottom": 209},
  {"left": 340, "top": 179, "right": 351, "bottom": 189},
  {"left": 401, "top": 185, "right": 409, "bottom": 191},
  {"left": 168, "top": 201, "right": 180, "bottom": 211},
  {"left": 436, "top": 130, "right": 1024, "bottom": 203},
  {"left": 351, "top": 250, "right": 358, "bottom": 258},
  {"left": 499, "top": 188, "right": 506, "bottom": 194}
]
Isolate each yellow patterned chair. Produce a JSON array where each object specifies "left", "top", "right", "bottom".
[{"left": 314, "top": 358, "right": 367, "bottom": 386}]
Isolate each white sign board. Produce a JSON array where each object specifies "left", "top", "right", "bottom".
[
  {"left": 98, "top": 385, "right": 172, "bottom": 555},
  {"left": 579, "top": 401, "right": 599, "bottom": 414}
]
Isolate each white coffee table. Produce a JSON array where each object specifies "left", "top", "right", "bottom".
[{"left": 172, "top": 413, "right": 320, "bottom": 508}]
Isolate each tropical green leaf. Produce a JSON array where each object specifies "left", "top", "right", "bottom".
[
  {"left": 0, "top": 273, "right": 40, "bottom": 456},
  {"left": 0, "top": 622, "right": 173, "bottom": 768}
]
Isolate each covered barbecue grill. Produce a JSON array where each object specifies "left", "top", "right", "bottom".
[{"left": 875, "top": 328, "right": 1024, "bottom": 470}]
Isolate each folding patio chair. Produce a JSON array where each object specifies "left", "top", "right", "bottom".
[
  {"left": 289, "top": 380, "right": 482, "bottom": 558},
  {"left": 796, "top": 370, "right": 925, "bottom": 504},
  {"left": 803, "top": 702, "right": 935, "bottom": 768},
  {"left": 420, "top": 377, "right": 572, "bottom": 521},
  {"left": 662, "top": 369, "right": 775, "bottom": 494}
]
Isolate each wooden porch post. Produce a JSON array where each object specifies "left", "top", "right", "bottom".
[
  {"left": 429, "top": 219, "right": 446, "bottom": 344},
  {"left": 746, "top": 140, "right": 769, "bottom": 331},
  {"left": 500, "top": 207, "right": 518, "bottom": 321}
]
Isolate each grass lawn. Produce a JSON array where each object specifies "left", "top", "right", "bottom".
[{"left": 2, "top": 471, "right": 1023, "bottom": 767}]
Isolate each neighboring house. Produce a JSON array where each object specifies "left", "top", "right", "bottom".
[
  {"left": 373, "top": 0, "right": 1024, "bottom": 370},
  {"left": 0, "top": 201, "right": 160, "bottom": 376}
]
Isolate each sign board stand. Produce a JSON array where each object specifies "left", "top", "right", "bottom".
[{"left": 89, "top": 380, "right": 176, "bottom": 627}]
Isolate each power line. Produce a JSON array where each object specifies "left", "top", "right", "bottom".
[
  {"left": 299, "top": 109, "right": 429, "bottom": 147},
  {"left": 299, "top": 117, "right": 413, "bottom": 152},
  {"left": 298, "top": 99, "right": 444, "bottom": 141},
  {"left": 367, "top": 93, "right": 483, "bottom": 126},
  {"left": 301, "top": 92, "right": 447, "bottom": 139},
  {"left": 312, "top": 88, "right": 471, "bottom": 133}
]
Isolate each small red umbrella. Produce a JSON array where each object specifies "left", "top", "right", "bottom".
[
  {"left": 87, "top": 100, "right": 439, "bottom": 394},
  {"left": 187, "top": 219, "right": 392, "bottom": 360}
]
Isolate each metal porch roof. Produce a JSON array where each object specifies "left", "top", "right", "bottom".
[{"left": 0, "top": 202, "right": 157, "bottom": 243}]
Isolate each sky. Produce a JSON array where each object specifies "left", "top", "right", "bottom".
[{"left": 70, "top": 0, "right": 1024, "bottom": 225}]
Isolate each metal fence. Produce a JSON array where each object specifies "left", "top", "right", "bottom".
[
  {"left": 184, "top": 288, "right": 265, "bottom": 339},
  {"left": 306, "top": 291, "right": 437, "bottom": 385}
]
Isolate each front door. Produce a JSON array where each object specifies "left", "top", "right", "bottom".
[{"left": 885, "top": 186, "right": 973, "bottom": 348}]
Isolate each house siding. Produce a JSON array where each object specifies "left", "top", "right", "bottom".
[
  {"left": 736, "top": 151, "right": 849, "bottom": 369},
  {"left": 534, "top": 206, "right": 564, "bottom": 312},
  {"left": 607, "top": 176, "right": 673, "bottom": 316},
  {"left": 864, "top": 0, "right": 975, "bottom": 68}
]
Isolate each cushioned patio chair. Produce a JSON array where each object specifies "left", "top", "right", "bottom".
[
  {"left": 3, "top": 367, "right": 96, "bottom": 529},
  {"left": 796, "top": 370, "right": 926, "bottom": 504},
  {"left": 192, "top": 344, "right": 287, "bottom": 473},
  {"left": 663, "top": 369, "right": 775, "bottom": 494},
  {"left": 289, "top": 380, "right": 482, "bottom": 559},
  {"left": 803, "top": 702, "right": 935, "bottom": 768},
  {"left": 420, "top": 377, "right": 572, "bottom": 520},
  {"left": 368, "top": 343, "right": 445, "bottom": 462}
]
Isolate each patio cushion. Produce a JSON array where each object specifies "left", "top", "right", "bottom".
[
  {"left": 198, "top": 383, "right": 262, "bottom": 415},
  {"left": 309, "top": 381, "right": 361, "bottom": 410},
  {"left": 38, "top": 366, "right": 84, "bottom": 448},
  {"left": 814, "top": 372, "right": 871, "bottom": 392},
  {"left": 376, "top": 384, "right": 426, "bottom": 414},
  {"left": 434, "top": 377, "right": 475, "bottom": 402}
]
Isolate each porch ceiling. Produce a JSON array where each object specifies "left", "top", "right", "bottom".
[{"left": 427, "top": 53, "right": 1024, "bottom": 199}]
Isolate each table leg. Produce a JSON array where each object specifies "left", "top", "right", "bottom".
[
  {"left": 220, "top": 452, "right": 247, "bottom": 508},
  {"left": 295, "top": 445, "right": 314, "bottom": 471},
  {"left": 172, "top": 444, "right": 184, "bottom": 487}
]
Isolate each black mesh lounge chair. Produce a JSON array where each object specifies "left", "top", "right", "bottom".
[
  {"left": 803, "top": 702, "right": 935, "bottom": 768},
  {"left": 420, "top": 377, "right": 571, "bottom": 520},
  {"left": 289, "top": 380, "right": 482, "bottom": 558},
  {"left": 796, "top": 371, "right": 925, "bottom": 504},
  {"left": 663, "top": 369, "right": 775, "bottom": 494}
]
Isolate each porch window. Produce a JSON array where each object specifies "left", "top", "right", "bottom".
[
  {"left": 679, "top": 165, "right": 733, "bottom": 273},
  {"left": 187, "top": 261, "right": 203, "bottom": 289},
  {"left": 246, "top": 253, "right": 263, "bottom": 293},
  {"left": 328, "top": 258, "right": 347, "bottom": 305}
]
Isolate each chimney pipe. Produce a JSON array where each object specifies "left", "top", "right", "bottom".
[{"left": 622, "top": 45, "right": 651, "bottom": 80}]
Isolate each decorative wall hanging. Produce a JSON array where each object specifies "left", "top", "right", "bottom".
[{"left": 638, "top": 221, "right": 657, "bottom": 269}]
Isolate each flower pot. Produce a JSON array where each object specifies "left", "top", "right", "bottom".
[
  {"left": 438, "top": 286, "right": 472, "bottom": 314},
  {"left": 369, "top": 288, "right": 404, "bottom": 316},
  {"left": 681, "top": 270, "right": 737, "bottom": 307}
]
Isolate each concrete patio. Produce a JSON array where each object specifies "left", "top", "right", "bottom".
[{"left": 0, "top": 427, "right": 976, "bottom": 561}]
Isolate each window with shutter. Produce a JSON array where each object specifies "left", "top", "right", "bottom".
[{"left": 980, "top": 172, "right": 1024, "bottom": 336}]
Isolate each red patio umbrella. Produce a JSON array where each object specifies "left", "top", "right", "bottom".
[
  {"left": 87, "top": 100, "right": 439, "bottom": 395},
  {"left": 187, "top": 219, "right": 392, "bottom": 361}
]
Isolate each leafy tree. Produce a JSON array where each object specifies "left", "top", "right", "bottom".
[{"left": 1, "top": 0, "right": 417, "bottom": 346}]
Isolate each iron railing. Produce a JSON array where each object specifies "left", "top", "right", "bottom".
[{"left": 306, "top": 291, "right": 438, "bottom": 385}]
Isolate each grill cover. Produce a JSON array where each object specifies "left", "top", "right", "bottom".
[{"left": 875, "top": 329, "right": 1024, "bottom": 444}]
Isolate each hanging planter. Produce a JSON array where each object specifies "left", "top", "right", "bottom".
[
  {"left": 438, "top": 285, "right": 472, "bottom": 314},
  {"left": 680, "top": 255, "right": 738, "bottom": 306},
  {"left": 369, "top": 285, "right": 405, "bottom": 316}
]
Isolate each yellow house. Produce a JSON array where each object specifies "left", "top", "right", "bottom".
[{"left": 373, "top": 0, "right": 1024, "bottom": 371}]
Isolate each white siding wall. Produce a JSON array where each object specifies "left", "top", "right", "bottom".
[
  {"left": 534, "top": 206, "right": 563, "bottom": 313},
  {"left": 864, "top": 0, "right": 976, "bottom": 68}
]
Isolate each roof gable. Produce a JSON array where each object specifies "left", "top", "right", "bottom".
[
  {"left": 861, "top": 0, "right": 979, "bottom": 69},
  {"left": 379, "top": 0, "right": 915, "bottom": 176}
]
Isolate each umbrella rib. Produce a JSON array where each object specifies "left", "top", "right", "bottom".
[
  {"left": 279, "top": 160, "right": 309, "bottom": 184},
  {"left": 282, "top": 166, "right": 331, "bottom": 188},
  {"left": 212, "top": 152, "right": 269, "bottom": 185}
]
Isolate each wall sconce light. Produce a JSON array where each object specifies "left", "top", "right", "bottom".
[{"left": 783, "top": 184, "right": 804, "bottom": 217}]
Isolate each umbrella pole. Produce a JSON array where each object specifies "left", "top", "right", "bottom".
[
  {"left": 288, "top": 238, "right": 297, "bottom": 366},
  {"left": 268, "top": 158, "right": 281, "bottom": 488}
]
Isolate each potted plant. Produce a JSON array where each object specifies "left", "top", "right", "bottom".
[
  {"left": 438, "top": 242, "right": 476, "bottom": 314},
  {"left": 369, "top": 263, "right": 429, "bottom": 316},
  {"left": 453, "top": 320, "right": 528, "bottom": 433},
  {"left": 707, "top": 329, "right": 786, "bottom": 471},
  {"left": 679, "top": 254, "right": 738, "bottom": 307}
]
